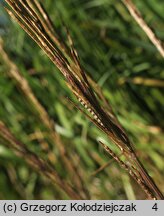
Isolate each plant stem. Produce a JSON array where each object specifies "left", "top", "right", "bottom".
[{"left": 122, "top": 0, "right": 164, "bottom": 58}]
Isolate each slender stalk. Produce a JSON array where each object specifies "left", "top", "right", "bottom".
[
  {"left": 133, "top": 156, "right": 164, "bottom": 200},
  {"left": 100, "top": 142, "right": 155, "bottom": 200},
  {"left": 122, "top": 0, "right": 164, "bottom": 58},
  {"left": 4, "top": 0, "right": 164, "bottom": 199}
]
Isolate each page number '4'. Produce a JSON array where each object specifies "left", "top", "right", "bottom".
[{"left": 152, "top": 203, "right": 158, "bottom": 211}]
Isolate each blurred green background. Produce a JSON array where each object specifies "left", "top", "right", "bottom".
[{"left": 0, "top": 0, "right": 164, "bottom": 199}]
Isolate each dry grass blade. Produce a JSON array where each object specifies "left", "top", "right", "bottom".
[
  {"left": 122, "top": 0, "right": 164, "bottom": 58},
  {"left": 4, "top": 0, "right": 126, "bottom": 153},
  {"left": 4, "top": 0, "right": 164, "bottom": 200},
  {"left": 0, "top": 121, "right": 82, "bottom": 199},
  {"left": 100, "top": 141, "right": 156, "bottom": 200}
]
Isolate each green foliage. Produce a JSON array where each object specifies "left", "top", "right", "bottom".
[{"left": 0, "top": 0, "right": 163, "bottom": 199}]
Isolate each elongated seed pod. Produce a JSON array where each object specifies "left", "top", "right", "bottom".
[{"left": 77, "top": 97, "right": 104, "bottom": 127}]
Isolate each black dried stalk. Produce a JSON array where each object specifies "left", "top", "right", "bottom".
[{"left": 4, "top": 0, "right": 164, "bottom": 200}]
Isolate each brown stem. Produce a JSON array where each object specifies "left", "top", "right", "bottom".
[
  {"left": 122, "top": 0, "right": 164, "bottom": 58},
  {"left": 100, "top": 142, "right": 155, "bottom": 200},
  {"left": 133, "top": 155, "right": 164, "bottom": 200}
]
